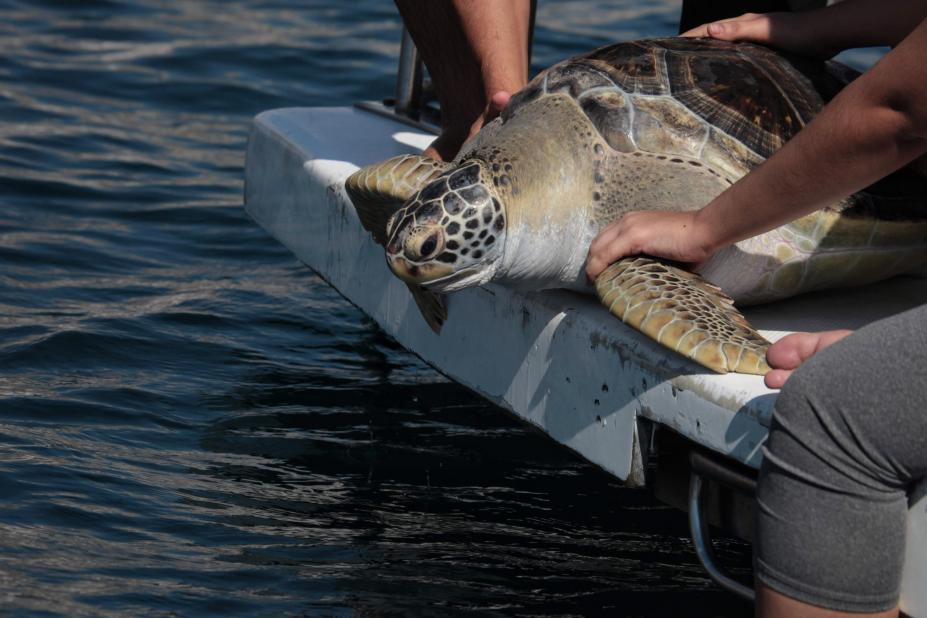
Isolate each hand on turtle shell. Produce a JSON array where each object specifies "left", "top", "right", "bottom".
[
  {"left": 425, "top": 91, "right": 513, "bottom": 161},
  {"left": 680, "top": 12, "right": 841, "bottom": 60},
  {"left": 585, "top": 210, "right": 717, "bottom": 281},
  {"left": 764, "top": 329, "right": 853, "bottom": 388}
]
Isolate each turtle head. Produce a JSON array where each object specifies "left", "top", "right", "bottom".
[{"left": 385, "top": 161, "right": 506, "bottom": 292}]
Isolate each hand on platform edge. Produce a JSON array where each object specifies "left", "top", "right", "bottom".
[{"left": 764, "top": 329, "right": 854, "bottom": 388}]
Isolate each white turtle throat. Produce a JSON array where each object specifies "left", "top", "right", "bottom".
[{"left": 421, "top": 260, "right": 501, "bottom": 293}]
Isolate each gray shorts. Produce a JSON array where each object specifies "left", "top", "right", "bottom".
[{"left": 755, "top": 303, "right": 927, "bottom": 612}]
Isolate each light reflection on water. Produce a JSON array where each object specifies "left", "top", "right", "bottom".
[{"left": 1, "top": 0, "right": 886, "bottom": 615}]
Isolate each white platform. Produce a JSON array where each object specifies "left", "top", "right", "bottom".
[{"left": 244, "top": 107, "right": 926, "bottom": 613}]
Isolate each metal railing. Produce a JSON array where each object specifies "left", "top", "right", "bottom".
[
  {"left": 688, "top": 451, "right": 757, "bottom": 602},
  {"left": 394, "top": 26, "right": 423, "bottom": 118}
]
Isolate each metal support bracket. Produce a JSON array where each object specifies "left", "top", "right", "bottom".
[{"left": 688, "top": 451, "right": 757, "bottom": 602}]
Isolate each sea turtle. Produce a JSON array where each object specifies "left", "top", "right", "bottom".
[{"left": 345, "top": 37, "right": 927, "bottom": 375}]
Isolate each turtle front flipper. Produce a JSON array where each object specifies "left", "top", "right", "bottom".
[
  {"left": 345, "top": 154, "right": 452, "bottom": 334},
  {"left": 407, "top": 283, "right": 447, "bottom": 334},
  {"left": 595, "top": 257, "right": 770, "bottom": 375},
  {"left": 345, "top": 154, "right": 451, "bottom": 243}
]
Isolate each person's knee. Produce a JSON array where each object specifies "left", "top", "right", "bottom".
[
  {"left": 769, "top": 351, "right": 836, "bottom": 436},
  {"left": 769, "top": 327, "right": 877, "bottom": 442},
  {"left": 763, "top": 343, "right": 876, "bottom": 493},
  {"left": 758, "top": 349, "right": 909, "bottom": 613}
]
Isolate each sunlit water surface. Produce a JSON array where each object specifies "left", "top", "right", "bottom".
[{"left": 1, "top": 1, "right": 881, "bottom": 616}]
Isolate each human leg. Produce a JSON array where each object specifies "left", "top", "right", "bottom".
[
  {"left": 757, "top": 584, "right": 898, "bottom": 618},
  {"left": 755, "top": 304, "right": 927, "bottom": 616},
  {"left": 393, "top": 0, "right": 529, "bottom": 161}
]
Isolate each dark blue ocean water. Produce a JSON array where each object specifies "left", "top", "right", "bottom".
[{"left": 5, "top": 1, "right": 884, "bottom": 615}]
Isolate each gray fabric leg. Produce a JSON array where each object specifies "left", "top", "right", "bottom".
[{"left": 755, "top": 303, "right": 927, "bottom": 612}]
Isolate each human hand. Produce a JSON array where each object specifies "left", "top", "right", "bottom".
[
  {"left": 585, "top": 210, "right": 716, "bottom": 281},
  {"left": 466, "top": 91, "right": 512, "bottom": 142},
  {"left": 680, "top": 12, "right": 840, "bottom": 60},
  {"left": 425, "top": 91, "right": 513, "bottom": 161},
  {"left": 764, "top": 329, "right": 853, "bottom": 388}
]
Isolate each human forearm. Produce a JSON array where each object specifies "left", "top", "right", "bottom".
[
  {"left": 394, "top": 0, "right": 528, "bottom": 115},
  {"left": 694, "top": 19, "right": 927, "bottom": 254},
  {"left": 683, "top": 1, "right": 927, "bottom": 59},
  {"left": 393, "top": 0, "right": 529, "bottom": 160},
  {"left": 795, "top": 0, "right": 927, "bottom": 52},
  {"left": 452, "top": 0, "right": 529, "bottom": 97}
]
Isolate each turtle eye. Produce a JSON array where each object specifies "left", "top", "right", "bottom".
[{"left": 419, "top": 233, "right": 439, "bottom": 258}]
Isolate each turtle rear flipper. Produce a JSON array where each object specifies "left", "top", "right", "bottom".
[
  {"left": 345, "top": 155, "right": 451, "bottom": 333},
  {"left": 595, "top": 257, "right": 770, "bottom": 375}
]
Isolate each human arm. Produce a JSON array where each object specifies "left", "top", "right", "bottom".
[
  {"left": 585, "top": 17, "right": 927, "bottom": 280},
  {"left": 394, "top": 0, "right": 529, "bottom": 161},
  {"left": 681, "top": 0, "right": 927, "bottom": 59}
]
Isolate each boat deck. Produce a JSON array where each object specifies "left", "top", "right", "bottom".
[{"left": 244, "top": 106, "right": 927, "bottom": 612}]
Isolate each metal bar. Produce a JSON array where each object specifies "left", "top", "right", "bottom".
[
  {"left": 690, "top": 450, "right": 757, "bottom": 495},
  {"left": 688, "top": 469, "right": 755, "bottom": 602},
  {"left": 687, "top": 451, "right": 756, "bottom": 600},
  {"left": 395, "top": 26, "right": 421, "bottom": 116},
  {"left": 354, "top": 101, "right": 439, "bottom": 135},
  {"left": 528, "top": 0, "right": 537, "bottom": 68}
]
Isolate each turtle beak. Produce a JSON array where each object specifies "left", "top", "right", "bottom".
[{"left": 387, "top": 255, "right": 453, "bottom": 284}]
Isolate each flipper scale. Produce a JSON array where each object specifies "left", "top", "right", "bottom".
[
  {"left": 344, "top": 154, "right": 450, "bottom": 244},
  {"left": 595, "top": 257, "right": 770, "bottom": 374}
]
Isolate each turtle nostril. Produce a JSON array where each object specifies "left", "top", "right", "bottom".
[{"left": 420, "top": 233, "right": 439, "bottom": 258}]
